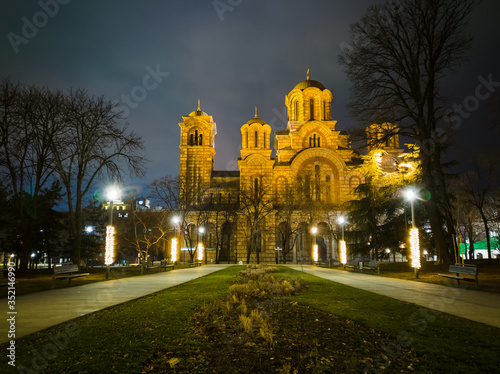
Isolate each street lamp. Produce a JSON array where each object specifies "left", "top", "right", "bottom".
[
  {"left": 404, "top": 188, "right": 420, "bottom": 278},
  {"left": 198, "top": 226, "right": 205, "bottom": 263},
  {"left": 105, "top": 185, "right": 120, "bottom": 279},
  {"left": 171, "top": 216, "right": 180, "bottom": 264},
  {"left": 338, "top": 216, "right": 347, "bottom": 268},
  {"left": 311, "top": 226, "right": 318, "bottom": 263}
]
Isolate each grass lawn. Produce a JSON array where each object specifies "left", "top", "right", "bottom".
[
  {"left": 278, "top": 267, "right": 500, "bottom": 373},
  {"left": 2, "top": 265, "right": 499, "bottom": 373}
]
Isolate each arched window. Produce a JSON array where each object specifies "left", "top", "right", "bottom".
[
  {"left": 195, "top": 130, "right": 198, "bottom": 145},
  {"left": 310, "top": 99, "right": 314, "bottom": 120},
  {"left": 254, "top": 178, "right": 259, "bottom": 200},
  {"left": 199, "top": 134, "right": 203, "bottom": 146},
  {"left": 190, "top": 134, "right": 194, "bottom": 145},
  {"left": 309, "top": 134, "right": 321, "bottom": 147},
  {"left": 255, "top": 131, "right": 258, "bottom": 148},
  {"left": 246, "top": 131, "right": 249, "bottom": 149},
  {"left": 263, "top": 133, "right": 266, "bottom": 148},
  {"left": 295, "top": 100, "right": 299, "bottom": 120}
]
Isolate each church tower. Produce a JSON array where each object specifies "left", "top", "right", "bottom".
[
  {"left": 240, "top": 107, "right": 272, "bottom": 160},
  {"left": 178, "top": 101, "right": 217, "bottom": 203}
]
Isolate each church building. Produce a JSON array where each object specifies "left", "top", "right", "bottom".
[{"left": 177, "top": 72, "right": 404, "bottom": 264}]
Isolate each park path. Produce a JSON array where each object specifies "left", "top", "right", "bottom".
[
  {"left": 0, "top": 264, "right": 232, "bottom": 344},
  {"left": 285, "top": 265, "right": 500, "bottom": 329}
]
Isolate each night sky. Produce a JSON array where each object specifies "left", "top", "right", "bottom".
[{"left": 2, "top": 0, "right": 500, "bottom": 193}]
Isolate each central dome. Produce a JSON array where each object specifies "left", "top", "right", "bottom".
[
  {"left": 293, "top": 79, "right": 325, "bottom": 91},
  {"left": 188, "top": 109, "right": 208, "bottom": 116},
  {"left": 188, "top": 99, "right": 208, "bottom": 116}
]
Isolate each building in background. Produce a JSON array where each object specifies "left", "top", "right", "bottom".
[{"left": 177, "top": 72, "right": 407, "bottom": 264}]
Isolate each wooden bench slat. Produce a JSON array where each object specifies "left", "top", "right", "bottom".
[
  {"left": 53, "top": 263, "right": 89, "bottom": 285},
  {"left": 438, "top": 263, "right": 478, "bottom": 288}
]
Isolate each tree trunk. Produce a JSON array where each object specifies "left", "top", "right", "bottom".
[
  {"left": 421, "top": 152, "right": 454, "bottom": 264},
  {"left": 478, "top": 209, "right": 492, "bottom": 259}
]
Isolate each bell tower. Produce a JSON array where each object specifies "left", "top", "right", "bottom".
[
  {"left": 240, "top": 107, "right": 272, "bottom": 160},
  {"left": 178, "top": 100, "right": 217, "bottom": 204}
]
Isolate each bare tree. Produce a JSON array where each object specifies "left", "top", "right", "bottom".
[
  {"left": 0, "top": 79, "right": 62, "bottom": 269},
  {"left": 151, "top": 175, "right": 208, "bottom": 263},
  {"left": 452, "top": 154, "right": 498, "bottom": 259},
  {"left": 204, "top": 185, "right": 238, "bottom": 264},
  {"left": 150, "top": 175, "right": 179, "bottom": 210},
  {"left": 338, "top": 0, "right": 480, "bottom": 263},
  {"left": 238, "top": 175, "right": 275, "bottom": 264},
  {"left": 127, "top": 211, "right": 169, "bottom": 274},
  {"left": 275, "top": 185, "right": 302, "bottom": 264},
  {"left": 51, "top": 89, "right": 147, "bottom": 267}
]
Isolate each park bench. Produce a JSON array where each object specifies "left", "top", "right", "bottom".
[
  {"left": 53, "top": 263, "right": 89, "bottom": 285},
  {"left": 359, "top": 262, "right": 379, "bottom": 274},
  {"left": 145, "top": 261, "right": 161, "bottom": 272},
  {"left": 439, "top": 263, "right": 478, "bottom": 288},
  {"left": 190, "top": 262, "right": 202, "bottom": 267},
  {"left": 160, "top": 260, "right": 174, "bottom": 271},
  {"left": 343, "top": 264, "right": 358, "bottom": 271}
]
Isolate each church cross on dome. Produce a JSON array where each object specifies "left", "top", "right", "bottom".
[{"left": 307, "top": 66, "right": 310, "bottom": 80}]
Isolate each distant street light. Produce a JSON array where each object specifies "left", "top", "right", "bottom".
[{"left": 404, "top": 188, "right": 418, "bottom": 226}]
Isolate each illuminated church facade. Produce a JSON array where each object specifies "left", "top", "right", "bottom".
[{"left": 177, "top": 73, "right": 404, "bottom": 264}]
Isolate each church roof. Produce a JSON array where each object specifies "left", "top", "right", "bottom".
[
  {"left": 245, "top": 117, "right": 266, "bottom": 125},
  {"left": 188, "top": 99, "right": 208, "bottom": 116},
  {"left": 244, "top": 106, "right": 266, "bottom": 125},
  {"left": 188, "top": 109, "right": 208, "bottom": 116},
  {"left": 293, "top": 79, "right": 325, "bottom": 91}
]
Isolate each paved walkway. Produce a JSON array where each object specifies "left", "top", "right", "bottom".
[
  {"left": 285, "top": 265, "right": 500, "bottom": 329},
  {"left": 0, "top": 264, "right": 232, "bottom": 344}
]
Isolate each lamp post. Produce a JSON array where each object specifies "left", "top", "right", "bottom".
[
  {"left": 338, "top": 216, "right": 347, "bottom": 268},
  {"left": 311, "top": 226, "right": 318, "bottom": 263},
  {"left": 105, "top": 186, "right": 120, "bottom": 279},
  {"left": 171, "top": 216, "right": 180, "bottom": 264},
  {"left": 198, "top": 226, "right": 205, "bottom": 264},
  {"left": 404, "top": 188, "right": 420, "bottom": 279}
]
